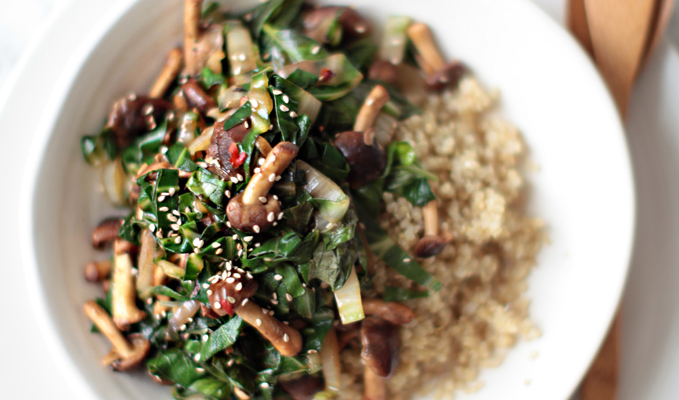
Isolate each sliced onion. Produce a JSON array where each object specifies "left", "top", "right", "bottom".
[
  {"left": 100, "top": 157, "right": 127, "bottom": 206},
  {"left": 319, "top": 327, "right": 341, "bottom": 392},
  {"left": 372, "top": 112, "right": 398, "bottom": 147},
  {"left": 296, "top": 160, "right": 350, "bottom": 223},
  {"left": 157, "top": 260, "right": 185, "bottom": 280},
  {"left": 167, "top": 300, "right": 200, "bottom": 341},
  {"left": 226, "top": 22, "right": 257, "bottom": 76},
  {"left": 136, "top": 230, "right": 156, "bottom": 299},
  {"left": 380, "top": 16, "right": 412, "bottom": 65},
  {"left": 334, "top": 267, "right": 365, "bottom": 324},
  {"left": 188, "top": 126, "right": 214, "bottom": 155}
]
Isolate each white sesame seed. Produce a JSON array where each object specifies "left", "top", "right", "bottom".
[
  {"left": 274, "top": 274, "right": 283, "bottom": 281},
  {"left": 273, "top": 222, "right": 278, "bottom": 226},
  {"left": 158, "top": 195, "right": 166, "bottom": 202},
  {"left": 263, "top": 308, "right": 268, "bottom": 314},
  {"left": 231, "top": 177, "right": 239, "bottom": 183},
  {"left": 273, "top": 195, "right": 278, "bottom": 200},
  {"left": 161, "top": 310, "right": 167, "bottom": 318},
  {"left": 172, "top": 209, "right": 180, "bottom": 216},
  {"left": 202, "top": 334, "right": 209, "bottom": 342},
  {"left": 269, "top": 310, "right": 275, "bottom": 316},
  {"left": 207, "top": 289, "right": 213, "bottom": 295},
  {"left": 267, "top": 212, "right": 275, "bottom": 222},
  {"left": 404, "top": 258, "right": 411, "bottom": 262},
  {"left": 286, "top": 293, "right": 293, "bottom": 301},
  {"left": 127, "top": 93, "right": 137, "bottom": 101},
  {"left": 355, "top": 24, "right": 367, "bottom": 33},
  {"left": 212, "top": 242, "right": 221, "bottom": 248},
  {"left": 166, "top": 214, "right": 177, "bottom": 222},
  {"left": 247, "top": 272, "right": 253, "bottom": 278},
  {"left": 244, "top": 236, "right": 253, "bottom": 242},
  {"left": 242, "top": 299, "right": 249, "bottom": 306},
  {"left": 279, "top": 105, "right": 289, "bottom": 112},
  {"left": 236, "top": 282, "right": 243, "bottom": 291},
  {"left": 197, "top": 162, "right": 207, "bottom": 168},
  {"left": 273, "top": 292, "right": 277, "bottom": 300},
  {"left": 260, "top": 382, "right": 269, "bottom": 388},
  {"left": 236, "top": 243, "right": 242, "bottom": 250},
  {"left": 180, "top": 324, "right": 186, "bottom": 331},
  {"left": 226, "top": 277, "right": 235, "bottom": 283},
  {"left": 254, "top": 167, "right": 261, "bottom": 174},
  {"left": 194, "top": 353, "right": 201, "bottom": 362},
  {"left": 290, "top": 111, "right": 297, "bottom": 118},
  {"left": 259, "top": 196, "right": 267, "bottom": 203},
  {"left": 244, "top": 120, "right": 250, "bottom": 129},
  {"left": 268, "top": 173, "right": 276, "bottom": 182},
  {"left": 255, "top": 243, "right": 261, "bottom": 248},
  {"left": 283, "top": 334, "right": 290, "bottom": 342},
  {"left": 282, "top": 95, "right": 289, "bottom": 103},
  {"left": 226, "top": 221, "right": 232, "bottom": 228},
  {"left": 233, "top": 273, "right": 241, "bottom": 278},
  {"left": 227, "top": 296, "right": 236, "bottom": 304},
  {"left": 237, "top": 173, "right": 244, "bottom": 181},
  {"left": 253, "top": 225, "right": 260, "bottom": 233},
  {"left": 258, "top": 158, "right": 265, "bottom": 166},
  {"left": 278, "top": 212, "right": 284, "bottom": 220},
  {"left": 311, "top": 45, "right": 321, "bottom": 55},
  {"left": 250, "top": 99, "right": 258, "bottom": 108},
  {"left": 214, "top": 302, "right": 221, "bottom": 309},
  {"left": 232, "top": 234, "right": 238, "bottom": 240},
  {"left": 216, "top": 248, "right": 223, "bottom": 255},
  {"left": 271, "top": 299, "right": 278, "bottom": 305},
  {"left": 272, "top": 89, "right": 282, "bottom": 95},
  {"left": 225, "top": 190, "right": 231, "bottom": 198},
  {"left": 169, "top": 187, "right": 176, "bottom": 196},
  {"left": 308, "top": 349, "right": 317, "bottom": 354},
  {"left": 171, "top": 224, "right": 180, "bottom": 231},
  {"left": 202, "top": 283, "right": 210, "bottom": 289},
  {"left": 149, "top": 223, "right": 156, "bottom": 232}
]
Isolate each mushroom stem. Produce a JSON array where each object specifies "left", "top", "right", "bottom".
[
  {"left": 407, "top": 23, "right": 446, "bottom": 74},
  {"left": 136, "top": 230, "right": 156, "bottom": 299},
  {"left": 364, "top": 366, "right": 387, "bottom": 400},
  {"left": 149, "top": 48, "right": 183, "bottom": 98},
  {"left": 241, "top": 141, "right": 298, "bottom": 205},
  {"left": 353, "top": 85, "right": 390, "bottom": 132},
  {"left": 153, "top": 264, "right": 170, "bottom": 316},
  {"left": 362, "top": 299, "right": 415, "bottom": 325},
  {"left": 84, "top": 300, "right": 134, "bottom": 358},
  {"left": 235, "top": 300, "right": 303, "bottom": 357},
  {"left": 184, "top": 0, "right": 203, "bottom": 76},
  {"left": 422, "top": 200, "right": 438, "bottom": 236},
  {"left": 92, "top": 218, "right": 123, "bottom": 249},
  {"left": 255, "top": 136, "right": 272, "bottom": 157},
  {"left": 85, "top": 260, "right": 111, "bottom": 282},
  {"left": 112, "top": 252, "right": 147, "bottom": 329}
]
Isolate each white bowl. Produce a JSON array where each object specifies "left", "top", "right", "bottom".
[{"left": 20, "top": 0, "right": 634, "bottom": 399}]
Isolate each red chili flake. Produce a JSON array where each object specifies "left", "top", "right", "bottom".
[
  {"left": 317, "top": 68, "right": 335, "bottom": 84},
  {"left": 228, "top": 142, "right": 247, "bottom": 168}
]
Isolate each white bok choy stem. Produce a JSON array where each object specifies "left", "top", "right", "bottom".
[
  {"left": 334, "top": 267, "right": 365, "bottom": 324},
  {"left": 320, "top": 327, "right": 341, "bottom": 392},
  {"left": 295, "top": 160, "right": 350, "bottom": 223}
]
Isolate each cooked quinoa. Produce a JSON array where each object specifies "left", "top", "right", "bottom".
[{"left": 338, "top": 76, "right": 545, "bottom": 399}]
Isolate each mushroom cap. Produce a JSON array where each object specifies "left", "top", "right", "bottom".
[
  {"left": 361, "top": 317, "right": 399, "bottom": 378},
  {"left": 368, "top": 60, "right": 399, "bottom": 85},
  {"left": 106, "top": 96, "right": 172, "bottom": 148},
  {"left": 182, "top": 79, "right": 216, "bottom": 114},
  {"left": 279, "top": 375, "right": 325, "bottom": 400},
  {"left": 110, "top": 334, "right": 150, "bottom": 371},
  {"left": 226, "top": 192, "right": 281, "bottom": 233},
  {"left": 92, "top": 218, "right": 124, "bottom": 249},
  {"left": 206, "top": 120, "right": 249, "bottom": 180},
  {"left": 413, "top": 234, "right": 451, "bottom": 258},
  {"left": 208, "top": 273, "right": 259, "bottom": 317},
  {"left": 334, "top": 130, "right": 387, "bottom": 189},
  {"left": 362, "top": 299, "right": 415, "bottom": 325},
  {"left": 302, "top": 6, "right": 371, "bottom": 43},
  {"left": 425, "top": 62, "right": 465, "bottom": 92}
]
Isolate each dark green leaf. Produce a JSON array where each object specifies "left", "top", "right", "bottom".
[
  {"left": 147, "top": 348, "right": 205, "bottom": 387},
  {"left": 121, "top": 119, "right": 168, "bottom": 173},
  {"left": 223, "top": 101, "right": 252, "bottom": 131},
  {"left": 201, "top": 316, "right": 245, "bottom": 360},
  {"left": 186, "top": 169, "right": 227, "bottom": 207},
  {"left": 383, "top": 286, "right": 430, "bottom": 301}
]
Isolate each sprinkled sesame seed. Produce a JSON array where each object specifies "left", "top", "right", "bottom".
[
  {"left": 250, "top": 99, "right": 258, "bottom": 108},
  {"left": 272, "top": 89, "right": 282, "bottom": 95},
  {"left": 236, "top": 282, "right": 243, "bottom": 291},
  {"left": 268, "top": 173, "right": 276, "bottom": 182},
  {"left": 232, "top": 234, "right": 238, "bottom": 240},
  {"left": 258, "top": 158, "right": 265, "bottom": 166},
  {"left": 227, "top": 296, "right": 236, "bottom": 304},
  {"left": 226, "top": 221, "right": 232, "bottom": 228},
  {"left": 355, "top": 24, "right": 367, "bottom": 33},
  {"left": 279, "top": 105, "right": 289, "bottom": 112},
  {"left": 290, "top": 111, "right": 297, "bottom": 118},
  {"left": 216, "top": 248, "right": 223, "bottom": 255},
  {"left": 273, "top": 194, "right": 278, "bottom": 200},
  {"left": 194, "top": 354, "right": 201, "bottom": 362},
  {"left": 244, "top": 120, "right": 249, "bottom": 129},
  {"left": 225, "top": 190, "right": 231, "bottom": 198},
  {"left": 202, "top": 283, "right": 210, "bottom": 289},
  {"left": 202, "top": 334, "right": 209, "bottom": 342},
  {"left": 275, "top": 175, "right": 281, "bottom": 181},
  {"left": 260, "top": 382, "right": 269, "bottom": 388},
  {"left": 311, "top": 45, "right": 321, "bottom": 54},
  {"left": 286, "top": 293, "right": 293, "bottom": 301},
  {"left": 271, "top": 299, "right": 279, "bottom": 305},
  {"left": 274, "top": 274, "right": 283, "bottom": 281},
  {"left": 169, "top": 187, "right": 176, "bottom": 196},
  {"left": 278, "top": 212, "right": 284, "bottom": 220},
  {"left": 231, "top": 177, "right": 239, "bottom": 183},
  {"left": 283, "top": 334, "right": 290, "bottom": 342},
  {"left": 259, "top": 196, "right": 267, "bottom": 203},
  {"left": 158, "top": 195, "right": 166, "bottom": 202},
  {"left": 238, "top": 53, "right": 247, "bottom": 61},
  {"left": 171, "top": 224, "right": 180, "bottom": 231},
  {"left": 254, "top": 167, "right": 261, "bottom": 174},
  {"left": 242, "top": 299, "right": 249, "bottom": 306},
  {"left": 237, "top": 173, "right": 244, "bottom": 181},
  {"left": 273, "top": 222, "right": 278, "bottom": 226},
  {"left": 282, "top": 95, "right": 289, "bottom": 103},
  {"left": 214, "top": 302, "right": 221, "bottom": 309},
  {"left": 308, "top": 349, "right": 317, "bottom": 354},
  {"left": 236, "top": 243, "right": 242, "bottom": 250},
  {"left": 127, "top": 93, "right": 137, "bottom": 101},
  {"left": 254, "top": 243, "right": 261, "bottom": 248},
  {"left": 207, "top": 289, "right": 213, "bottom": 295},
  {"left": 263, "top": 308, "right": 268, "bottom": 314},
  {"left": 212, "top": 242, "right": 221, "bottom": 248},
  {"left": 253, "top": 225, "right": 260, "bottom": 233},
  {"left": 226, "top": 277, "right": 235, "bottom": 283},
  {"left": 149, "top": 223, "right": 156, "bottom": 232},
  {"left": 172, "top": 209, "right": 180, "bottom": 216},
  {"left": 267, "top": 212, "right": 275, "bottom": 222},
  {"left": 161, "top": 310, "right": 167, "bottom": 317},
  {"left": 404, "top": 258, "right": 411, "bottom": 262},
  {"left": 247, "top": 272, "right": 253, "bottom": 278},
  {"left": 269, "top": 310, "right": 275, "bottom": 316},
  {"left": 273, "top": 292, "right": 277, "bottom": 300},
  {"left": 233, "top": 273, "right": 241, "bottom": 278},
  {"left": 180, "top": 324, "right": 186, "bottom": 331}
]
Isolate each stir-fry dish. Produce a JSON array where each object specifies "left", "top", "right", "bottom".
[{"left": 80, "top": 1, "right": 544, "bottom": 399}]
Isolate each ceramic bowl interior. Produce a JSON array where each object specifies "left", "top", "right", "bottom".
[{"left": 22, "top": 0, "right": 634, "bottom": 399}]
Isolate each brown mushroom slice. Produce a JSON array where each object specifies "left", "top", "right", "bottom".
[
  {"left": 182, "top": 79, "right": 216, "bottom": 114},
  {"left": 367, "top": 60, "right": 399, "bottom": 85},
  {"left": 207, "top": 274, "right": 259, "bottom": 317},
  {"left": 334, "top": 130, "right": 386, "bottom": 189},
  {"left": 106, "top": 96, "right": 173, "bottom": 148},
  {"left": 114, "top": 238, "right": 139, "bottom": 256},
  {"left": 364, "top": 366, "right": 387, "bottom": 400},
  {"left": 414, "top": 200, "right": 451, "bottom": 258},
  {"left": 226, "top": 142, "right": 298, "bottom": 232},
  {"left": 85, "top": 260, "right": 111, "bottom": 282},
  {"left": 92, "top": 218, "right": 123, "bottom": 249},
  {"left": 237, "top": 300, "right": 303, "bottom": 357},
  {"left": 110, "top": 333, "right": 151, "bottom": 371},
  {"left": 406, "top": 23, "right": 466, "bottom": 91},
  {"left": 302, "top": 7, "right": 371, "bottom": 44},
  {"left": 279, "top": 375, "right": 325, "bottom": 400},
  {"left": 112, "top": 252, "right": 147, "bottom": 329},
  {"left": 361, "top": 317, "right": 399, "bottom": 378},
  {"left": 205, "top": 120, "right": 249, "bottom": 180},
  {"left": 84, "top": 300, "right": 134, "bottom": 358},
  {"left": 149, "top": 47, "right": 183, "bottom": 99},
  {"left": 183, "top": 0, "right": 202, "bottom": 76},
  {"left": 362, "top": 299, "right": 415, "bottom": 325}
]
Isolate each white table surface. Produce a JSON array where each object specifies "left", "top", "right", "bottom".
[{"left": 0, "top": 0, "right": 677, "bottom": 399}]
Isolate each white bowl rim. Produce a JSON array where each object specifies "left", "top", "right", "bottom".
[{"left": 15, "top": 0, "right": 636, "bottom": 399}]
